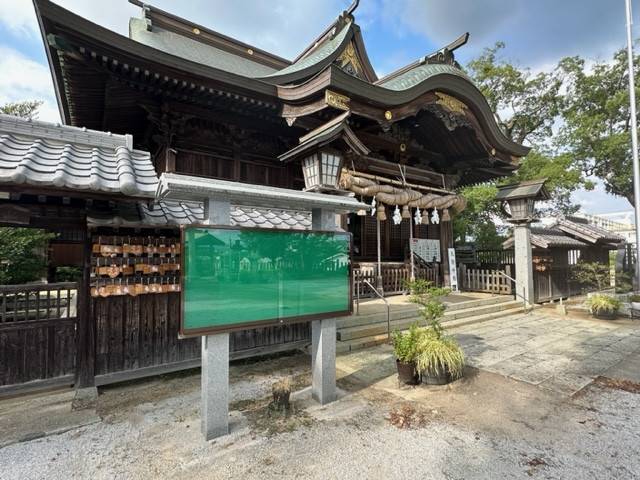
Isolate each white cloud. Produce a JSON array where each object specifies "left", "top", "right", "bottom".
[
  {"left": 0, "top": 46, "right": 59, "bottom": 122},
  {"left": 0, "top": 0, "right": 38, "bottom": 36}
]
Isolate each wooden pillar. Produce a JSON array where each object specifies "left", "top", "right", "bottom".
[
  {"left": 440, "top": 220, "right": 454, "bottom": 287},
  {"left": 72, "top": 227, "right": 97, "bottom": 409}
]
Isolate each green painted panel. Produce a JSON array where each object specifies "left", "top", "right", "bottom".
[{"left": 182, "top": 227, "right": 351, "bottom": 335}]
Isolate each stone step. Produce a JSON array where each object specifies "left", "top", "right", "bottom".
[
  {"left": 337, "top": 300, "right": 523, "bottom": 340},
  {"left": 337, "top": 307, "right": 528, "bottom": 354},
  {"left": 343, "top": 295, "right": 515, "bottom": 329}
]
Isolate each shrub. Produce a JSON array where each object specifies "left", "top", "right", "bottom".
[
  {"left": 391, "top": 322, "right": 421, "bottom": 363},
  {"left": 629, "top": 294, "right": 640, "bottom": 303},
  {"left": 415, "top": 333, "right": 465, "bottom": 379},
  {"left": 571, "top": 261, "right": 610, "bottom": 291},
  {"left": 586, "top": 294, "right": 621, "bottom": 315},
  {"left": 0, "top": 228, "right": 55, "bottom": 284}
]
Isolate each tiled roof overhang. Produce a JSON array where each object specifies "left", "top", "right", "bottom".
[{"left": 0, "top": 114, "right": 157, "bottom": 198}]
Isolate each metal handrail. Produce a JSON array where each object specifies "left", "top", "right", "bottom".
[
  {"left": 364, "top": 280, "right": 391, "bottom": 340},
  {"left": 497, "top": 271, "right": 533, "bottom": 312}
]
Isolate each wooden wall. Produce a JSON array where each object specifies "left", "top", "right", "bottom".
[{"left": 91, "top": 292, "right": 310, "bottom": 384}]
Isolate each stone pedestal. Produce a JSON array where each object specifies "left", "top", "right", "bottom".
[
  {"left": 311, "top": 318, "right": 337, "bottom": 404},
  {"left": 310, "top": 207, "right": 338, "bottom": 405},
  {"left": 513, "top": 224, "right": 534, "bottom": 307},
  {"left": 201, "top": 333, "right": 230, "bottom": 440}
]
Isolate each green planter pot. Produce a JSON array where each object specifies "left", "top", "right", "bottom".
[
  {"left": 421, "top": 369, "right": 456, "bottom": 385},
  {"left": 593, "top": 310, "right": 618, "bottom": 320}
]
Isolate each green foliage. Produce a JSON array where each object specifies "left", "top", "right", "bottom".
[
  {"left": 403, "top": 278, "right": 433, "bottom": 296},
  {"left": 628, "top": 294, "right": 640, "bottom": 303},
  {"left": 0, "top": 228, "right": 55, "bottom": 284},
  {"left": 559, "top": 50, "right": 639, "bottom": 206},
  {"left": 457, "top": 43, "right": 594, "bottom": 244},
  {"left": 54, "top": 266, "right": 82, "bottom": 282},
  {"left": 467, "top": 42, "right": 564, "bottom": 145},
  {"left": 415, "top": 332, "right": 465, "bottom": 379},
  {"left": 571, "top": 261, "right": 611, "bottom": 291},
  {"left": 0, "top": 100, "right": 43, "bottom": 120},
  {"left": 453, "top": 184, "right": 506, "bottom": 247},
  {"left": 586, "top": 294, "right": 622, "bottom": 315},
  {"left": 615, "top": 271, "right": 633, "bottom": 294},
  {"left": 391, "top": 322, "right": 421, "bottom": 363}
]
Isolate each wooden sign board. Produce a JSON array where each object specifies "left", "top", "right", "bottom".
[{"left": 180, "top": 225, "right": 352, "bottom": 337}]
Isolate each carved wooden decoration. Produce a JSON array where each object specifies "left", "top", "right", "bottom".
[{"left": 325, "top": 90, "right": 351, "bottom": 111}]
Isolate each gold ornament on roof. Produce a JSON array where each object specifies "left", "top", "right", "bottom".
[
  {"left": 384, "top": 110, "right": 393, "bottom": 120},
  {"left": 435, "top": 92, "right": 467, "bottom": 115},
  {"left": 325, "top": 90, "right": 351, "bottom": 111},
  {"left": 337, "top": 42, "right": 363, "bottom": 74}
]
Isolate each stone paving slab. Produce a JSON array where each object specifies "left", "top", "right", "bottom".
[{"left": 454, "top": 313, "right": 640, "bottom": 395}]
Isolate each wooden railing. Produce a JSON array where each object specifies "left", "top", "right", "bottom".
[
  {"left": 458, "top": 264, "right": 513, "bottom": 295},
  {"left": 354, "top": 263, "right": 440, "bottom": 298}
]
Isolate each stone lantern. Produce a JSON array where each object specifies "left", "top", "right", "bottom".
[{"left": 496, "top": 179, "right": 549, "bottom": 306}]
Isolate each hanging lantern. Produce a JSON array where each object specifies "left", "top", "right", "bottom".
[
  {"left": 422, "top": 208, "right": 430, "bottom": 225},
  {"left": 371, "top": 197, "right": 377, "bottom": 217},
  {"left": 442, "top": 208, "right": 451, "bottom": 222},
  {"left": 401, "top": 205, "right": 411, "bottom": 219},
  {"left": 431, "top": 208, "right": 440, "bottom": 225},
  {"left": 392, "top": 205, "right": 402, "bottom": 225},
  {"left": 301, "top": 148, "right": 344, "bottom": 192},
  {"left": 376, "top": 204, "right": 387, "bottom": 221},
  {"left": 414, "top": 207, "right": 422, "bottom": 225}
]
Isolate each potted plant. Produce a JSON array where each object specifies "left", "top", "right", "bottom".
[
  {"left": 405, "top": 280, "right": 464, "bottom": 385},
  {"left": 629, "top": 294, "right": 640, "bottom": 312},
  {"left": 586, "top": 294, "right": 622, "bottom": 320},
  {"left": 391, "top": 322, "right": 420, "bottom": 385},
  {"left": 415, "top": 325, "right": 465, "bottom": 385}
]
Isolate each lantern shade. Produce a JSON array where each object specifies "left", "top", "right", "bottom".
[
  {"left": 301, "top": 149, "right": 344, "bottom": 192},
  {"left": 496, "top": 179, "right": 549, "bottom": 224}
]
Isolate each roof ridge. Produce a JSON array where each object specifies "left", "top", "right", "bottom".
[
  {"left": 0, "top": 113, "right": 136, "bottom": 151},
  {"left": 129, "top": 0, "right": 291, "bottom": 69}
]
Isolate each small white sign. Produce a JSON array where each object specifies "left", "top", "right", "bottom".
[
  {"left": 448, "top": 247, "right": 458, "bottom": 292},
  {"left": 410, "top": 238, "right": 441, "bottom": 263}
]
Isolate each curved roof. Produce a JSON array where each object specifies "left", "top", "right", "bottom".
[
  {"left": 378, "top": 63, "right": 474, "bottom": 91},
  {"left": 258, "top": 21, "right": 353, "bottom": 83}
]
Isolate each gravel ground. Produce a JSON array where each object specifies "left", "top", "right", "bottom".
[{"left": 1, "top": 352, "right": 640, "bottom": 480}]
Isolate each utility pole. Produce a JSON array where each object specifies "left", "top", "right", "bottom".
[{"left": 625, "top": 0, "right": 640, "bottom": 287}]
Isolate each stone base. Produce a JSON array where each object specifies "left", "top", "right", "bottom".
[{"left": 71, "top": 386, "right": 98, "bottom": 411}]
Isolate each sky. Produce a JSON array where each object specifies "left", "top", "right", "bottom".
[{"left": 0, "top": 0, "right": 637, "bottom": 215}]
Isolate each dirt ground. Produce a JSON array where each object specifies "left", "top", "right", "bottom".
[{"left": 1, "top": 344, "right": 640, "bottom": 480}]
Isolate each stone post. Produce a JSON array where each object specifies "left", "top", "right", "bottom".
[
  {"left": 201, "top": 197, "right": 231, "bottom": 440},
  {"left": 513, "top": 224, "right": 534, "bottom": 307},
  {"left": 310, "top": 208, "right": 337, "bottom": 404}
]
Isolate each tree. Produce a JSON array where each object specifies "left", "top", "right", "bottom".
[
  {"left": 453, "top": 43, "right": 594, "bottom": 246},
  {"left": 0, "top": 100, "right": 43, "bottom": 120},
  {"left": 0, "top": 228, "right": 54, "bottom": 284},
  {"left": 466, "top": 42, "right": 564, "bottom": 145},
  {"left": 559, "top": 50, "right": 639, "bottom": 206}
]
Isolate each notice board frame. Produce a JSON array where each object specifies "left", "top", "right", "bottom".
[{"left": 179, "top": 224, "right": 353, "bottom": 338}]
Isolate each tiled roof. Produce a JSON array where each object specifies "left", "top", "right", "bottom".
[
  {"left": 0, "top": 114, "right": 157, "bottom": 197},
  {"left": 87, "top": 200, "right": 312, "bottom": 230},
  {"left": 503, "top": 225, "right": 617, "bottom": 250},
  {"left": 557, "top": 217, "right": 624, "bottom": 244},
  {"left": 129, "top": 18, "right": 278, "bottom": 78},
  {"left": 378, "top": 63, "right": 473, "bottom": 91},
  {"left": 259, "top": 21, "right": 352, "bottom": 82}
]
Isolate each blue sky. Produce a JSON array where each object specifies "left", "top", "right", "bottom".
[{"left": 0, "top": 0, "right": 637, "bottom": 215}]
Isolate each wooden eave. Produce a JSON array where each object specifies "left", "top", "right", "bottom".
[
  {"left": 277, "top": 65, "right": 530, "bottom": 159},
  {"left": 33, "top": 0, "right": 281, "bottom": 125}
]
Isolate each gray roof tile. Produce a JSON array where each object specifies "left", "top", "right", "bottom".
[
  {"left": 0, "top": 114, "right": 157, "bottom": 198},
  {"left": 87, "top": 201, "right": 312, "bottom": 230}
]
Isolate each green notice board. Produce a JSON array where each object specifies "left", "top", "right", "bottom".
[{"left": 180, "top": 226, "right": 352, "bottom": 337}]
